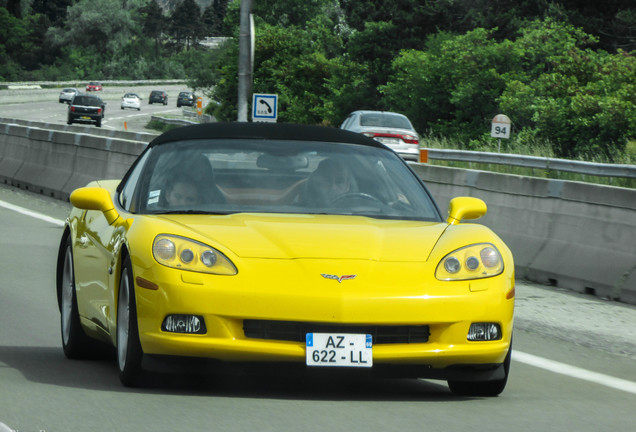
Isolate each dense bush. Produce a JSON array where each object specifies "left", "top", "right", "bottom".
[{"left": 380, "top": 19, "right": 635, "bottom": 160}]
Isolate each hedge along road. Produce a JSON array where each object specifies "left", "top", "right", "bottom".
[
  {"left": 0, "top": 183, "right": 635, "bottom": 432},
  {"left": 0, "top": 84, "right": 198, "bottom": 133}
]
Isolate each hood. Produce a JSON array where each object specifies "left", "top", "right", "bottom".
[{"left": 157, "top": 213, "right": 446, "bottom": 262}]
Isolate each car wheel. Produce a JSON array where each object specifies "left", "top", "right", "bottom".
[
  {"left": 447, "top": 338, "right": 512, "bottom": 397},
  {"left": 117, "top": 255, "right": 143, "bottom": 387},
  {"left": 96, "top": 118, "right": 102, "bottom": 127},
  {"left": 60, "top": 236, "right": 92, "bottom": 358},
  {"left": 67, "top": 118, "right": 73, "bottom": 125}
]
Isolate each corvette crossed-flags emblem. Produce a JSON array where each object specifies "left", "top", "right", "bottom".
[{"left": 320, "top": 274, "right": 357, "bottom": 283}]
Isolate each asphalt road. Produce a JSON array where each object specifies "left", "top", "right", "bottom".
[
  {"left": 0, "top": 183, "right": 635, "bottom": 432},
  {"left": 0, "top": 84, "right": 199, "bottom": 133}
]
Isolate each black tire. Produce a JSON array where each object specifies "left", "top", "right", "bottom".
[
  {"left": 67, "top": 118, "right": 73, "bottom": 125},
  {"left": 448, "top": 338, "right": 512, "bottom": 397},
  {"left": 95, "top": 118, "right": 102, "bottom": 127},
  {"left": 117, "top": 255, "right": 144, "bottom": 386},
  {"left": 59, "top": 235, "right": 92, "bottom": 358}
]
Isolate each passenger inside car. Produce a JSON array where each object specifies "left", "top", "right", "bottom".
[{"left": 165, "top": 174, "right": 201, "bottom": 208}]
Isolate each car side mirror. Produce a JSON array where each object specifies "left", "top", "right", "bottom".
[
  {"left": 70, "top": 187, "right": 120, "bottom": 225},
  {"left": 446, "top": 197, "right": 487, "bottom": 225}
]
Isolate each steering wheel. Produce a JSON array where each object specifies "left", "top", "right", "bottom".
[{"left": 329, "top": 192, "right": 384, "bottom": 207}]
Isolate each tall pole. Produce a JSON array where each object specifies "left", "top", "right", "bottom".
[{"left": 237, "top": 0, "right": 253, "bottom": 122}]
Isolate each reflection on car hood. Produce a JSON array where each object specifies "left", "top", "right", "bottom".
[{"left": 155, "top": 213, "right": 445, "bottom": 260}]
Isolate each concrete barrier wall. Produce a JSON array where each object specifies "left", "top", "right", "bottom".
[
  {"left": 0, "top": 122, "right": 147, "bottom": 200},
  {"left": 1, "top": 121, "right": 635, "bottom": 304}
]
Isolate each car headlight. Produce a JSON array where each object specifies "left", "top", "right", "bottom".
[
  {"left": 152, "top": 234, "right": 237, "bottom": 275},
  {"left": 435, "top": 243, "right": 503, "bottom": 281}
]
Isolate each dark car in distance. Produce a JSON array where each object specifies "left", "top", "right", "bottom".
[
  {"left": 67, "top": 94, "right": 106, "bottom": 127},
  {"left": 176, "top": 91, "right": 196, "bottom": 107},
  {"left": 149, "top": 90, "right": 168, "bottom": 105}
]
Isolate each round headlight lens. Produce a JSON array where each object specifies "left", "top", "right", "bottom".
[
  {"left": 444, "top": 257, "right": 461, "bottom": 273},
  {"left": 180, "top": 248, "right": 194, "bottom": 264},
  {"left": 480, "top": 247, "right": 500, "bottom": 268},
  {"left": 153, "top": 238, "right": 175, "bottom": 260},
  {"left": 466, "top": 256, "right": 480, "bottom": 270},
  {"left": 200, "top": 250, "right": 217, "bottom": 267}
]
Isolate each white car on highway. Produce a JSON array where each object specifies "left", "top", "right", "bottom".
[
  {"left": 340, "top": 110, "right": 421, "bottom": 162},
  {"left": 58, "top": 88, "right": 79, "bottom": 104},
  {"left": 121, "top": 93, "right": 141, "bottom": 111}
]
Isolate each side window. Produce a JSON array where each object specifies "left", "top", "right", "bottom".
[{"left": 119, "top": 150, "right": 150, "bottom": 212}]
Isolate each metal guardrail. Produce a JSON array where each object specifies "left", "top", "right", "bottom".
[
  {"left": 0, "top": 79, "right": 185, "bottom": 90},
  {"left": 426, "top": 148, "right": 636, "bottom": 178}
]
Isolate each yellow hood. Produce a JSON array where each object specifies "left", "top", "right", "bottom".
[{"left": 156, "top": 213, "right": 446, "bottom": 261}]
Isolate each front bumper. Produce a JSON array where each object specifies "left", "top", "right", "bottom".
[{"left": 132, "top": 259, "right": 514, "bottom": 374}]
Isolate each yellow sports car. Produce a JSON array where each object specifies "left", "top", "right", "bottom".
[{"left": 56, "top": 123, "right": 514, "bottom": 395}]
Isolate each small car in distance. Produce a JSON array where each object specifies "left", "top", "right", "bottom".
[
  {"left": 341, "top": 110, "right": 421, "bottom": 162},
  {"left": 86, "top": 81, "right": 103, "bottom": 92},
  {"left": 176, "top": 91, "right": 196, "bottom": 107},
  {"left": 67, "top": 94, "right": 106, "bottom": 127},
  {"left": 148, "top": 90, "right": 168, "bottom": 105},
  {"left": 56, "top": 122, "right": 514, "bottom": 395},
  {"left": 121, "top": 93, "right": 142, "bottom": 111},
  {"left": 59, "top": 88, "right": 79, "bottom": 104}
]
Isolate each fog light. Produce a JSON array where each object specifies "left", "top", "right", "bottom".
[
  {"left": 162, "top": 314, "right": 206, "bottom": 334},
  {"left": 467, "top": 323, "right": 501, "bottom": 341}
]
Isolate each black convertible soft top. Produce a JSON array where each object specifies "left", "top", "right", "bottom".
[{"left": 148, "top": 122, "right": 387, "bottom": 150}]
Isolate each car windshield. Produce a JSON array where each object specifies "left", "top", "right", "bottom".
[
  {"left": 360, "top": 113, "right": 413, "bottom": 130},
  {"left": 132, "top": 139, "right": 440, "bottom": 221},
  {"left": 73, "top": 96, "right": 102, "bottom": 106},
  {"left": 124, "top": 93, "right": 138, "bottom": 98}
]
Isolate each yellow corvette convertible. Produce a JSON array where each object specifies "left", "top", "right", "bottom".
[{"left": 56, "top": 123, "right": 514, "bottom": 395}]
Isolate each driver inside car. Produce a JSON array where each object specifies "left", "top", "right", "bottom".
[{"left": 303, "top": 158, "right": 356, "bottom": 207}]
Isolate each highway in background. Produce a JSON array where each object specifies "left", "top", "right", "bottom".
[
  {"left": 0, "top": 183, "right": 635, "bottom": 432},
  {"left": 0, "top": 84, "right": 200, "bottom": 133}
]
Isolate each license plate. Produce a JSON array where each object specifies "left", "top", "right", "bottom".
[
  {"left": 81, "top": 116, "right": 91, "bottom": 120},
  {"left": 376, "top": 137, "right": 400, "bottom": 145},
  {"left": 306, "top": 333, "right": 373, "bottom": 367}
]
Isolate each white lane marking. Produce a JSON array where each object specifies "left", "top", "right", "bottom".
[
  {"left": 514, "top": 350, "right": 636, "bottom": 395},
  {"left": 0, "top": 199, "right": 64, "bottom": 227}
]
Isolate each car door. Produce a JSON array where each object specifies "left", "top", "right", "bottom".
[{"left": 72, "top": 208, "right": 116, "bottom": 334}]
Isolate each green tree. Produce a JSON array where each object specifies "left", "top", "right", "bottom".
[
  {"left": 202, "top": 0, "right": 229, "bottom": 36},
  {"left": 139, "top": 0, "right": 166, "bottom": 47},
  {"left": 252, "top": 0, "right": 332, "bottom": 27},
  {"left": 30, "top": 0, "right": 73, "bottom": 26},
  {"left": 169, "top": 0, "right": 201, "bottom": 50},
  {"left": 499, "top": 19, "right": 636, "bottom": 159},
  {"left": 48, "top": 0, "right": 135, "bottom": 57}
]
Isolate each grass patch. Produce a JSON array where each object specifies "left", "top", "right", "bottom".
[
  {"left": 145, "top": 119, "right": 182, "bottom": 133},
  {"left": 421, "top": 134, "right": 635, "bottom": 189}
]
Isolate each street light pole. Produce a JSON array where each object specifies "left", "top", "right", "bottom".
[{"left": 237, "top": 0, "right": 253, "bottom": 122}]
